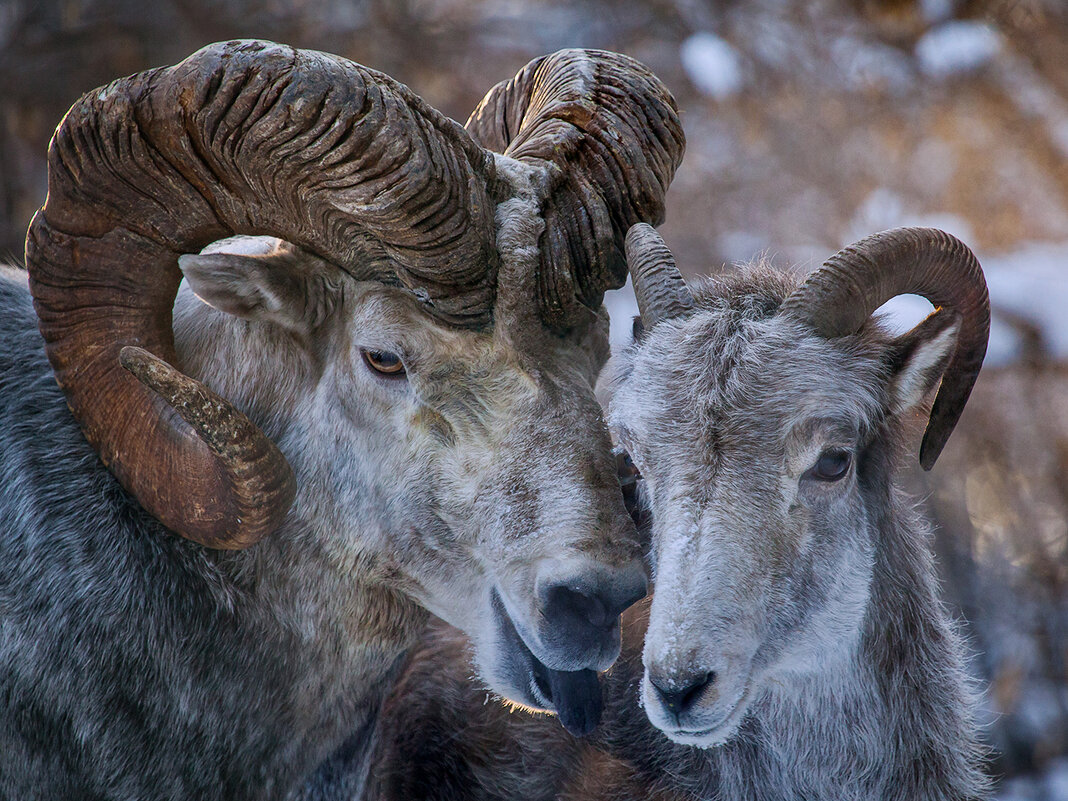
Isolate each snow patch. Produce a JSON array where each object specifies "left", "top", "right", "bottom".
[
  {"left": 830, "top": 35, "right": 915, "bottom": 94},
  {"left": 604, "top": 277, "right": 640, "bottom": 354},
  {"left": 916, "top": 21, "right": 1001, "bottom": 78},
  {"left": 983, "top": 241, "right": 1068, "bottom": 365},
  {"left": 680, "top": 32, "right": 744, "bottom": 101},
  {"left": 201, "top": 235, "right": 279, "bottom": 257},
  {"left": 845, "top": 188, "right": 974, "bottom": 246},
  {"left": 719, "top": 230, "right": 770, "bottom": 265}
]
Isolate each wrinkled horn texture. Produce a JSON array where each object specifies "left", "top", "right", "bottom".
[
  {"left": 26, "top": 39, "right": 497, "bottom": 547},
  {"left": 466, "top": 48, "right": 686, "bottom": 329},
  {"left": 781, "top": 227, "right": 990, "bottom": 470},
  {"left": 625, "top": 222, "right": 694, "bottom": 326}
]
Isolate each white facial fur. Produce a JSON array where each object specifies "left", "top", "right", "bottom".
[
  {"left": 172, "top": 236, "right": 646, "bottom": 719},
  {"left": 602, "top": 272, "right": 960, "bottom": 746}
]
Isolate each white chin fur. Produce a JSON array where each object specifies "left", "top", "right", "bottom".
[{"left": 660, "top": 717, "right": 743, "bottom": 748}]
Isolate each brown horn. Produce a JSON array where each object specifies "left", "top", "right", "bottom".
[
  {"left": 465, "top": 48, "right": 686, "bottom": 329},
  {"left": 26, "top": 40, "right": 497, "bottom": 548},
  {"left": 625, "top": 223, "right": 694, "bottom": 327},
  {"left": 781, "top": 227, "right": 990, "bottom": 470}
]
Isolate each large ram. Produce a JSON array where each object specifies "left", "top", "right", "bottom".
[
  {"left": 0, "top": 41, "right": 685, "bottom": 799},
  {"left": 367, "top": 225, "right": 991, "bottom": 800}
]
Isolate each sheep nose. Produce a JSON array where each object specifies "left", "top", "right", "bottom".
[
  {"left": 534, "top": 562, "right": 647, "bottom": 670},
  {"left": 650, "top": 671, "right": 717, "bottom": 718},
  {"left": 538, "top": 569, "right": 647, "bottom": 633}
]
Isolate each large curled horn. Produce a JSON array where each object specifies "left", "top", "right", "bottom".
[
  {"left": 781, "top": 227, "right": 990, "bottom": 470},
  {"left": 625, "top": 223, "right": 694, "bottom": 327},
  {"left": 27, "top": 40, "right": 497, "bottom": 548},
  {"left": 465, "top": 48, "right": 686, "bottom": 329}
]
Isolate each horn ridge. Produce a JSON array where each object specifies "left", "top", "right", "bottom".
[
  {"left": 625, "top": 223, "right": 694, "bottom": 328},
  {"left": 465, "top": 48, "right": 686, "bottom": 329}
]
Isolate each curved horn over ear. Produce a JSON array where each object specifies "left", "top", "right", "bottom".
[
  {"left": 625, "top": 223, "right": 694, "bottom": 328},
  {"left": 781, "top": 227, "right": 990, "bottom": 470},
  {"left": 465, "top": 49, "right": 686, "bottom": 329},
  {"left": 26, "top": 40, "right": 497, "bottom": 548}
]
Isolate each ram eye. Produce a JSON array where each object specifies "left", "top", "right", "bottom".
[
  {"left": 807, "top": 449, "right": 852, "bottom": 482},
  {"left": 362, "top": 349, "right": 406, "bottom": 377}
]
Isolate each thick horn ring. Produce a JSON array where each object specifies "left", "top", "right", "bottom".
[{"left": 26, "top": 40, "right": 495, "bottom": 547}]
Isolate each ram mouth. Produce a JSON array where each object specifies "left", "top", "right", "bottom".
[{"left": 491, "top": 590, "right": 603, "bottom": 737}]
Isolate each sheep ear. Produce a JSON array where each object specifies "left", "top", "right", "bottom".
[
  {"left": 886, "top": 309, "right": 961, "bottom": 417},
  {"left": 179, "top": 243, "right": 334, "bottom": 332}
]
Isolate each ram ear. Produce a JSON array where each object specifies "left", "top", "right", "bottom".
[
  {"left": 179, "top": 243, "right": 338, "bottom": 333},
  {"left": 886, "top": 309, "right": 962, "bottom": 417}
]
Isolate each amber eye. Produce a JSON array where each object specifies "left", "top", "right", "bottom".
[
  {"left": 807, "top": 449, "right": 852, "bottom": 482},
  {"left": 362, "top": 349, "right": 406, "bottom": 378}
]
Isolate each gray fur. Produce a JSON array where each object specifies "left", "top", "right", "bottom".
[{"left": 600, "top": 265, "right": 988, "bottom": 799}]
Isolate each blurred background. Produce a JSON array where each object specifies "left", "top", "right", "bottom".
[{"left": 1, "top": 0, "right": 1066, "bottom": 797}]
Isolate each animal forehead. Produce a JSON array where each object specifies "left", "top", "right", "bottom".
[
  {"left": 349, "top": 283, "right": 497, "bottom": 358},
  {"left": 621, "top": 310, "right": 885, "bottom": 441},
  {"left": 349, "top": 282, "right": 604, "bottom": 400}
]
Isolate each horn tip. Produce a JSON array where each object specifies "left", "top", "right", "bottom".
[
  {"left": 918, "top": 432, "right": 946, "bottom": 471},
  {"left": 119, "top": 345, "right": 167, "bottom": 385}
]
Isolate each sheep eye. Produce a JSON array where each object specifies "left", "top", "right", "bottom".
[
  {"left": 808, "top": 449, "right": 851, "bottom": 482},
  {"left": 615, "top": 447, "right": 642, "bottom": 488},
  {"left": 362, "top": 349, "right": 406, "bottom": 377}
]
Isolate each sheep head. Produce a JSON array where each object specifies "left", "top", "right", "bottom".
[
  {"left": 606, "top": 225, "right": 988, "bottom": 745},
  {"left": 25, "top": 42, "right": 684, "bottom": 734}
]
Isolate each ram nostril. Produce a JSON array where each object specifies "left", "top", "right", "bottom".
[
  {"left": 651, "top": 671, "right": 716, "bottom": 716},
  {"left": 542, "top": 584, "right": 612, "bottom": 630}
]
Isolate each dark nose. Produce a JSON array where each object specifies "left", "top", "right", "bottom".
[
  {"left": 650, "top": 671, "right": 717, "bottom": 718},
  {"left": 539, "top": 571, "right": 647, "bottom": 634}
]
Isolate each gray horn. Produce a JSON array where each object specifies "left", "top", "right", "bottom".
[{"left": 625, "top": 223, "right": 694, "bottom": 328}]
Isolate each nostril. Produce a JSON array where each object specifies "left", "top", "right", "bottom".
[
  {"left": 536, "top": 564, "right": 647, "bottom": 640},
  {"left": 651, "top": 671, "right": 716, "bottom": 716},
  {"left": 682, "top": 672, "right": 716, "bottom": 710},
  {"left": 542, "top": 585, "right": 612, "bottom": 630}
]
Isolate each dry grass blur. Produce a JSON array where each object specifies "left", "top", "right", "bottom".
[{"left": 2, "top": 0, "right": 1066, "bottom": 795}]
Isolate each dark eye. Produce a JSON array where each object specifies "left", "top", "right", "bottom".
[
  {"left": 807, "top": 449, "right": 852, "bottom": 482},
  {"left": 362, "top": 349, "right": 406, "bottom": 378},
  {"left": 616, "top": 447, "right": 641, "bottom": 487}
]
